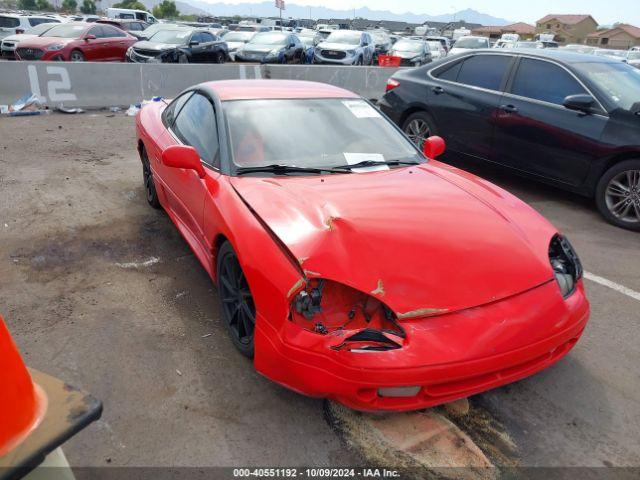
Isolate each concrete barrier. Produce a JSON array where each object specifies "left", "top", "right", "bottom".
[{"left": 0, "top": 62, "right": 400, "bottom": 108}]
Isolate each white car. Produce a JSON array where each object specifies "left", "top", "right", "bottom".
[
  {"left": 594, "top": 49, "right": 628, "bottom": 61},
  {"left": 314, "top": 30, "right": 375, "bottom": 65},
  {"left": 426, "top": 40, "right": 446, "bottom": 60},
  {"left": 627, "top": 50, "right": 640, "bottom": 68},
  {"left": 1, "top": 21, "right": 59, "bottom": 59},
  {"left": 0, "top": 14, "right": 60, "bottom": 40},
  {"left": 449, "top": 36, "right": 490, "bottom": 55},
  {"left": 222, "top": 30, "right": 256, "bottom": 60}
]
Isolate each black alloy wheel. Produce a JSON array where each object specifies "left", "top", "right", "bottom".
[{"left": 217, "top": 242, "right": 256, "bottom": 357}]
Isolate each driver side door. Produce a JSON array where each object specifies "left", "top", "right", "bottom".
[{"left": 161, "top": 92, "right": 220, "bottom": 248}]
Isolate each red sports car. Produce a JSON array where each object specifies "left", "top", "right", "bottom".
[
  {"left": 135, "top": 80, "right": 590, "bottom": 411},
  {"left": 15, "top": 22, "right": 136, "bottom": 62}
]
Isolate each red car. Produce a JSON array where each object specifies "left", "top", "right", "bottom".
[
  {"left": 135, "top": 80, "right": 590, "bottom": 411},
  {"left": 15, "top": 22, "right": 136, "bottom": 62}
]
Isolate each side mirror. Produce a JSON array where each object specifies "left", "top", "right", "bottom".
[
  {"left": 161, "top": 145, "right": 205, "bottom": 178},
  {"left": 422, "top": 135, "right": 446, "bottom": 159},
  {"left": 85, "top": 34, "right": 96, "bottom": 40},
  {"left": 189, "top": 40, "right": 200, "bottom": 46},
  {"left": 563, "top": 94, "right": 595, "bottom": 114}
]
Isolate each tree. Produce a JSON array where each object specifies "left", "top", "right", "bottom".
[
  {"left": 152, "top": 0, "right": 179, "bottom": 19},
  {"left": 18, "top": 0, "right": 37, "bottom": 9},
  {"left": 61, "top": 0, "right": 77, "bottom": 11},
  {"left": 80, "top": 0, "right": 96, "bottom": 13},
  {"left": 35, "top": 0, "right": 53, "bottom": 10},
  {"left": 113, "top": 0, "right": 146, "bottom": 10}
]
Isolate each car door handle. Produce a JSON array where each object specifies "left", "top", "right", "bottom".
[
  {"left": 432, "top": 86, "right": 444, "bottom": 95},
  {"left": 499, "top": 104, "right": 518, "bottom": 113}
]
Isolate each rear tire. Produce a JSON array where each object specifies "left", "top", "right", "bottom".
[
  {"left": 141, "top": 147, "right": 161, "bottom": 209},
  {"left": 217, "top": 242, "right": 255, "bottom": 358},
  {"left": 595, "top": 159, "right": 640, "bottom": 231},
  {"left": 213, "top": 51, "right": 225, "bottom": 64},
  {"left": 402, "top": 111, "right": 437, "bottom": 150}
]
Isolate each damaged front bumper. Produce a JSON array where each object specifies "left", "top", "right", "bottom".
[{"left": 254, "top": 280, "right": 589, "bottom": 411}]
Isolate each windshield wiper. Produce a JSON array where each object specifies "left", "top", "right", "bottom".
[
  {"left": 331, "top": 159, "right": 421, "bottom": 170},
  {"left": 236, "top": 164, "right": 352, "bottom": 175}
]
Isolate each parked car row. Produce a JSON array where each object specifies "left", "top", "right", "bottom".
[{"left": 379, "top": 49, "right": 640, "bottom": 231}]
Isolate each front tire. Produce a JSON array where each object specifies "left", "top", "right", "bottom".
[
  {"left": 213, "top": 51, "right": 225, "bottom": 63},
  {"left": 595, "top": 159, "right": 640, "bottom": 231},
  {"left": 217, "top": 242, "right": 256, "bottom": 358},
  {"left": 69, "top": 49, "right": 85, "bottom": 62},
  {"left": 402, "top": 111, "right": 436, "bottom": 150}
]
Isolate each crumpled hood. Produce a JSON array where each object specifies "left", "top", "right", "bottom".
[
  {"left": 231, "top": 165, "right": 557, "bottom": 317},
  {"left": 390, "top": 50, "right": 420, "bottom": 59},
  {"left": 243, "top": 44, "right": 278, "bottom": 54}
]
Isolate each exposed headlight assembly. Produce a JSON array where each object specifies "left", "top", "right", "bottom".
[
  {"left": 549, "top": 234, "right": 583, "bottom": 298},
  {"left": 290, "top": 278, "right": 405, "bottom": 352}
]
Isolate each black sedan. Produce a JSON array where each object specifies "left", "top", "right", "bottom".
[
  {"left": 234, "top": 32, "right": 305, "bottom": 64},
  {"left": 379, "top": 49, "right": 640, "bottom": 231},
  {"left": 126, "top": 28, "right": 228, "bottom": 63}
]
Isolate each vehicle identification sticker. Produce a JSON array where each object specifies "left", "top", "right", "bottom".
[
  {"left": 342, "top": 100, "right": 382, "bottom": 119},
  {"left": 344, "top": 152, "right": 389, "bottom": 173}
]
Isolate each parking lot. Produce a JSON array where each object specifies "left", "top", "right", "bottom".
[{"left": 1, "top": 112, "right": 638, "bottom": 470}]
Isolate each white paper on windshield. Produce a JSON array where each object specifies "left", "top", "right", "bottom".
[
  {"left": 344, "top": 152, "right": 389, "bottom": 173},
  {"left": 342, "top": 100, "right": 382, "bottom": 119}
]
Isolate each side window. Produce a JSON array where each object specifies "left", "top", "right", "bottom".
[
  {"left": 511, "top": 58, "right": 587, "bottom": 105},
  {"left": 456, "top": 55, "right": 512, "bottom": 91},
  {"left": 173, "top": 94, "right": 219, "bottom": 166},
  {"left": 128, "top": 22, "right": 142, "bottom": 31},
  {"left": 163, "top": 91, "right": 193, "bottom": 127},
  {"left": 102, "top": 25, "right": 126, "bottom": 37},
  {"left": 87, "top": 26, "right": 104, "bottom": 38},
  {"left": 200, "top": 32, "right": 215, "bottom": 43},
  {"left": 435, "top": 60, "right": 463, "bottom": 82},
  {"left": 190, "top": 32, "right": 203, "bottom": 43}
]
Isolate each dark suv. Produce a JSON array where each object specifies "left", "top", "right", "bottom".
[{"left": 379, "top": 49, "right": 640, "bottom": 231}]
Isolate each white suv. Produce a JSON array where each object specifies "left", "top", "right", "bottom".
[
  {"left": 0, "top": 14, "right": 60, "bottom": 40},
  {"left": 314, "top": 30, "right": 375, "bottom": 65}
]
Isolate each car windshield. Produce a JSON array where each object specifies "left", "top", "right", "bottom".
[
  {"left": 223, "top": 31, "right": 254, "bottom": 42},
  {"left": 149, "top": 29, "right": 190, "bottom": 44},
  {"left": 574, "top": 62, "right": 640, "bottom": 111},
  {"left": 454, "top": 37, "right": 488, "bottom": 48},
  {"left": 248, "top": 32, "right": 287, "bottom": 45},
  {"left": 224, "top": 99, "right": 422, "bottom": 170},
  {"left": 326, "top": 31, "right": 361, "bottom": 45},
  {"left": 31, "top": 22, "right": 58, "bottom": 35},
  {"left": 393, "top": 40, "right": 423, "bottom": 52},
  {"left": 43, "top": 24, "right": 86, "bottom": 38},
  {"left": 298, "top": 36, "right": 315, "bottom": 47}
]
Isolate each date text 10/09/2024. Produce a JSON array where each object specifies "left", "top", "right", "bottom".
[{"left": 233, "top": 469, "right": 401, "bottom": 478}]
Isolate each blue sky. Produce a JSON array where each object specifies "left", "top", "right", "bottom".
[{"left": 210, "top": 0, "right": 635, "bottom": 26}]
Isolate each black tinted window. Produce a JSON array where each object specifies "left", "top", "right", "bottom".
[
  {"left": 173, "top": 94, "right": 219, "bottom": 165},
  {"left": 456, "top": 55, "right": 511, "bottom": 91},
  {"left": 200, "top": 32, "right": 215, "bottom": 42},
  {"left": 511, "top": 58, "right": 587, "bottom": 105},
  {"left": 128, "top": 22, "right": 142, "bottom": 31},
  {"left": 87, "top": 26, "right": 103, "bottom": 38},
  {"left": 435, "top": 60, "right": 462, "bottom": 81},
  {"left": 0, "top": 16, "right": 20, "bottom": 28}
]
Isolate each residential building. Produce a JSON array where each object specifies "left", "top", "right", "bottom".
[
  {"left": 535, "top": 14, "right": 598, "bottom": 44},
  {"left": 586, "top": 24, "right": 640, "bottom": 49},
  {"left": 472, "top": 22, "right": 536, "bottom": 40}
]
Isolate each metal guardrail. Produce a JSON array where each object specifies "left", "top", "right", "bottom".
[{"left": 0, "top": 62, "right": 400, "bottom": 108}]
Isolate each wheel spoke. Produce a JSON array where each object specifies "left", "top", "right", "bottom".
[
  {"left": 241, "top": 302, "right": 255, "bottom": 325},
  {"left": 219, "top": 275, "right": 237, "bottom": 296},
  {"left": 607, "top": 181, "right": 628, "bottom": 197}
]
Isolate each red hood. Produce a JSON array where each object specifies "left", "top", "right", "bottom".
[
  {"left": 231, "top": 164, "right": 557, "bottom": 317},
  {"left": 17, "top": 36, "right": 77, "bottom": 48}
]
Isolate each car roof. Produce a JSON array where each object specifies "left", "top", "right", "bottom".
[
  {"left": 470, "top": 48, "right": 619, "bottom": 64},
  {"left": 201, "top": 80, "right": 359, "bottom": 101}
]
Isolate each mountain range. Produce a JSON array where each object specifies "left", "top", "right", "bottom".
[{"left": 130, "top": 1, "right": 512, "bottom": 26}]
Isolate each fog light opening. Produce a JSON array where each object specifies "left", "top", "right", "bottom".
[{"left": 377, "top": 386, "right": 421, "bottom": 398}]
